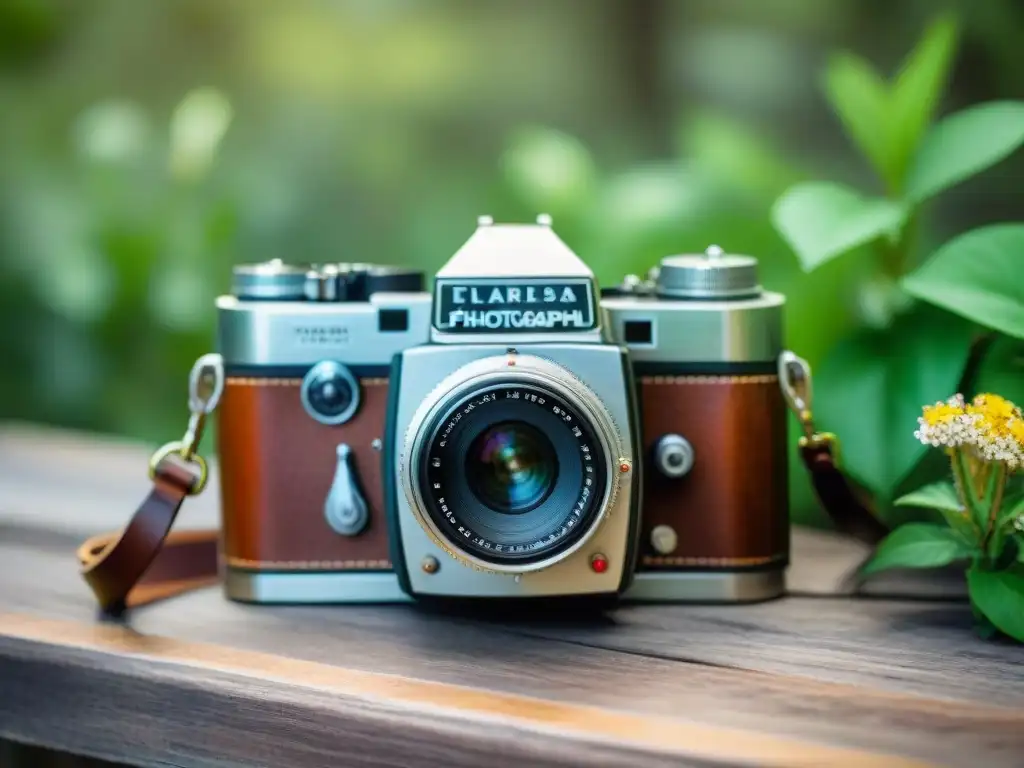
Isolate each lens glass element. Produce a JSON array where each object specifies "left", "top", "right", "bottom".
[
  {"left": 417, "top": 381, "right": 608, "bottom": 566},
  {"left": 466, "top": 421, "right": 558, "bottom": 514}
]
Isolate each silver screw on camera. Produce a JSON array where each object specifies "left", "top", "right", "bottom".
[{"left": 650, "top": 525, "right": 678, "bottom": 555}]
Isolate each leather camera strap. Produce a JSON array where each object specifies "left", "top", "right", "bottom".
[
  {"left": 77, "top": 351, "right": 891, "bottom": 616},
  {"left": 777, "top": 350, "right": 891, "bottom": 545},
  {"left": 77, "top": 452, "right": 221, "bottom": 615}
]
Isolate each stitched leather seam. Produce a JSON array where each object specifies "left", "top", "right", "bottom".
[
  {"left": 641, "top": 554, "right": 785, "bottom": 566},
  {"left": 225, "top": 377, "right": 389, "bottom": 386},
  {"left": 226, "top": 557, "right": 393, "bottom": 570},
  {"left": 640, "top": 375, "right": 778, "bottom": 385}
]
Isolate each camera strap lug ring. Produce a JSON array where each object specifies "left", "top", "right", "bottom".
[
  {"left": 149, "top": 440, "right": 209, "bottom": 496},
  {"left": 778, "top": 350, "right": 839, "bottom": 455},
  {"left": 146, "top": 353, "right": 225, "bottom": 496}
]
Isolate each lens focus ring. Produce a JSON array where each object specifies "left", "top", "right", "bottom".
[{"left": 301, "top": 360, "right": 361, "bottom": 425}]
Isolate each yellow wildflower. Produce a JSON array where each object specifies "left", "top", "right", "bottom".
[
  {"left": 1010, "top": 417, "right": 1024, "bottom": 447},
  {"left": 915, "top": 394, "right": 975, "bottom": 448},
  {"left": 916, "top": 392, "right": 1024, "bottom": 470}
]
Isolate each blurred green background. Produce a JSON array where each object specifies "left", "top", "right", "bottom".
[{"left": 1, "top": 0, "right": 1022, "bottom": 526}]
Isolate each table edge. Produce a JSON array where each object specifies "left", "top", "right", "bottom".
[{"left": 0, "top": 613, "right": 933, "bottom": 768}]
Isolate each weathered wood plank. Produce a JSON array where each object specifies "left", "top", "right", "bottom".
[
  {"left": 1, "top": 613, "right": 1011, "bottom": 768},
  {"left": 498, "top": 599, "right": 1024, "bottom": 708},
  {"left": 1, "top": 538, "right": 1021, "bottom": 767}
]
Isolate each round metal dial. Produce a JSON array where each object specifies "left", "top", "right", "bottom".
[{"left": 656, "top": 245, "right": 762, "bottom": 299}]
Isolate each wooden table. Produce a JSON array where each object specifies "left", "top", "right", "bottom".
[{"left": 0, "top": 423, "right": 1020, "bottom": 768}]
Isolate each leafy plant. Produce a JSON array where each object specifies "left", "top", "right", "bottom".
[
  {"left": 862, "top": 393, "right": 1024, "bottom": 643},
  {"left": 770, "top": 13, "right": 1024, "bottom": 516}
]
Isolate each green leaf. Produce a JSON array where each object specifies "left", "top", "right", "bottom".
[
  {"left": 680, "top": 110, "right": 805, "bottom": 199},
  {"left": 905, "top": 101, "right": 1024, "bottom": 203},
  {"left": 822, "top": 53, "right": 894, "bottom": 189},
  {"left": 967, "top": 565, "right": 1024, "bottom": 643},
  {"left": 974, "top": 612, "right": 1000, "bottom": 640},
  {"left": 990, "top": 519, "right": 1022, "bottom": 568},
  {"left": 814, "top": 305, "right": 975, "bottom": 497},
  {"left": 771, "top": 182, "right": 906, "bottom": 271},
  {"left": 997, "top": 495, "right": 1024, "bottom": 533},
  {"left": 862, "top": 523, "right": 972, "bottom": 576},
  {"left": 894, "top": 481, "right": 962, "bottom": 513},
  {"left": 887, "top": 14, "right": 959, "bottom": 188},
  {"left": 895, "top": 480, "right": 979, "bottom": 544},
  {"left": 903, "top": 224, "right": 1024, "bottom": 339},
  {"left": 972, "top": 336, "right": 1024, "bottom": 405}
]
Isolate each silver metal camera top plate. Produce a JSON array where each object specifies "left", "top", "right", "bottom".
[
  {"left": 600, "top": 290, "right": 784, "bottom": 364},
  {"left": 215, "top": 290, "right": 433, "bottom": 367}
]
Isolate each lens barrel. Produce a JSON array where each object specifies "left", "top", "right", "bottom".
[{"left": 402, "top": 355, "right": 621, "bottom": 573}]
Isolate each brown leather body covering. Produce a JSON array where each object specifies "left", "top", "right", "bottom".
[
  {"left": 636, "top": 373, "right": 789, "bottom": 571},
  {"left": 216, "top": 375, "right": 393, "bottom": 571}
]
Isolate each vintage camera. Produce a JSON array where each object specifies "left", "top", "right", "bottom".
[
  {"left": 383, "top": 215, "right": 643, "bottom": 604},
  {"left": 601, "top": 245, "right": 789, "bottom": 603},
  {"left": 214, "top": 259, "right": 432, "bottom": 603}
]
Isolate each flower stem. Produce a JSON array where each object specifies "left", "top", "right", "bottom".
[
  {"left": 950, "top": 449, "right": 984, "bottom": 539},
  {"left": 982, "top": 464, "right": 1008, "bottom": 554},
  {"left": 950, "top": 449, "right": 970, "bottom": 509}
]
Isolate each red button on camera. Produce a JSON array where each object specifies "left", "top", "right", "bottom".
[{"left": 590, "top": 553, "right": 609, "bottom": 573}]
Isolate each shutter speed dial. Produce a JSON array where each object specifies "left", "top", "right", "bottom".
[{"left": 654, "top": 434, "right": 695, "bottom": 478}]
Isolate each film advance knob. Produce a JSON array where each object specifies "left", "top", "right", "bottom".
[
  {"left": 654, "top": 434, "right": 695, "bottom": 478},
  {"left": 655, "top": 244, "right": 762, "bottom": 299},
  {"left": 232, "top": 259, "right": 310, "bottom": 300},
  {"left": 324, "top": 443, "right": 370, "bottom": 537}
]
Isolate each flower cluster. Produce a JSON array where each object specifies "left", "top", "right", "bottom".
[{"left": 915, "top": 393, "right": 1024, "bottom": 470}]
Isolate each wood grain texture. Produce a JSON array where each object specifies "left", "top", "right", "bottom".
[
  {"left": 1, "top": 423, "right": 1019, "bottom": 768},
  {"left": 1, "top": 613, "right": 945, "bottom": 768}
]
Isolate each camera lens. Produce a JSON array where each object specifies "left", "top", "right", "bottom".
[
  {"left": 415, "top": 380, "right": 609, "bottom": 568},
  {"left": 300, "top": 360, "right": 360, "bottom": 425},
  {"left": 466, "top": 421, "right": 558, "bottom": 514}
]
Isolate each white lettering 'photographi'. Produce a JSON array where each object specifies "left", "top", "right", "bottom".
[
  {"left": 450, "top": 284, "right": 580, "bottom": 306},
  {"left": 447, "top": 308, "right": 588, "bottom": 329}
]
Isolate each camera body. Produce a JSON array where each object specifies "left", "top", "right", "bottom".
[
  {"left": 211, "top": 221, "right": 790, "bottom": 606},
  {"left": 384, "top": 216, "right": 642, "bottom": 603},
  {"left": 214, "top": 260, "right": 431, "bottom": 603},
  {"left": 602, "top": 246, "right": 790, "bottom": 603}
]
